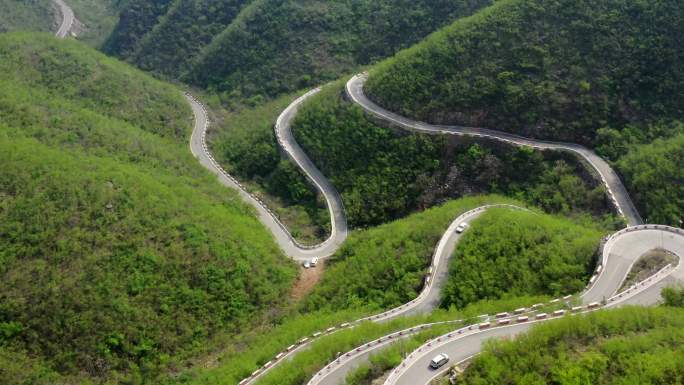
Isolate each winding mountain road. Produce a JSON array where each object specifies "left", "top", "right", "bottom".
[
  {"left": 346, "top": 73, "right": 643, "bottom": 226},
  {"left": 382, "top": 226, "right": 684, "bottom": 385},
  {"left": 52, "top": 0, "right": 74, "bottom": 38},
  {"left": 188, "top": 74, "right": 681, "bottom": 385},
  {"left": 187, "top": 92, "right": 347, "bottom": 260},
  {"left": 52, "top": 4, "right": 684, "bottom": 384}
]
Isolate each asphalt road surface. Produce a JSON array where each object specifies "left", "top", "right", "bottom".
[
  {"left": 386, "top": 227, "right": 683, "bottom": 385},
  {"left": 52, "top": 0, "right": 74, "bottom": 38},
  {"left": 187, "top": 93, "right": 347, "bottom": 261},
  {"left": 346, "top": 73, "right": 642, "bottom": 226}
]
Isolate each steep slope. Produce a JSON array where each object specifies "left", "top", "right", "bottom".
[
  {"left": 105, "top": 0, "right": 495, "bottom": 100},
  {"left": 365, "top": 0, "right": 684, "bottom": 144},
  {"left": 116, "top": 0, "right": 253, "bottom": 76},
  {"left": 290, "top": 82, "right": 613, "bottom": 228},
  {"left": 0, "top": 33, "right": 296, "bottom": 382}
]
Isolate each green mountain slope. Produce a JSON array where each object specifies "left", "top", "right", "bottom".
[
  {"left": 457, "top": 306, "right": 684, "bottom": 384},
  {"left": 290, "top": 82, "right": 613, "bottom": 228},
  {"left": 365, "top": 0, "right": 684, "bottom": 144},
  {"left": 104, "top": 0, "right": 495, "bottom": 101},
  {"left": 0, "top": 33, "right": 296, "bottom": 383},
  {"left": 109, "top": 0, "right": 253, "bottom": 76},
  {"left": 442, "top": 208, "right": 603, "bottom": 308}
]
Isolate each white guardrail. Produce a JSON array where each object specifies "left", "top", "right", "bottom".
[
  {"left": 232, "top": 210, "right": 684, "bottom": 384},
  {"left": 382, "top": 257, "right": 681, "bottom": 385},
  {"left": 237, "top": 204, "right": 531, "bottom": 385},
  {"left": 187, "top": 86, "right": 684, "bottom": 385},
  {"left": 311, "top": 224, "right": 684, "bottom": 385},
  {"left": 185, "top": 92, "right": 327, "bottom": 251},
  {"left": 345, "top": 73, "right": 641, "bottom": 225}
]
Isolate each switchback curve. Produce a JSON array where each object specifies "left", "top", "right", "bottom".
[
  {"left": 51, "top": 7, "right": 681, "bottom": 384},
  {"left": 186, "top": 92, "right": 347, "bottom": 260},
  {"left": 346, "top": 73, "right": 643, "bottom": 226}
]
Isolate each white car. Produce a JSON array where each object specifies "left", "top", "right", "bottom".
[
  {"left": 455, "top": 222, "right": 468, "bottom": 233},
  {"left": 310, "top": 257, "right": 319, "bottom": 267},
  {"left": 302, "top": 261, "right": 311, "bottom": 269},
  {"left": 430, "top": 353, "right": 450, "bottom": 369}
]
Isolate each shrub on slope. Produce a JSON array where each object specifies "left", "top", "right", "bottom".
[
  {"left": 0, "top": 33, "right": 296, "bottom": 382},
  {"left": 442, "top": 208, "right": 604, "bottom": 308},
  {"left": 366, "top": 0, "right": 684, "bottom": 144},
  {"left": 457, "top": 307, "right": 684, "bottom": 384}
]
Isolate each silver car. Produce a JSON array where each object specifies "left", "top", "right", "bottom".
[
  {"left": 455, "top": 222, "right": 468, "bottom": 233},
  {"left": 430, "top": 353, "right": 450, "bottom": 369}
]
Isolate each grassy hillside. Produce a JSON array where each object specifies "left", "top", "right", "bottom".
[
  {"left": 104, "top": 0, "right": 495, "bottom": 102},
  {"left": 302, "top": 196, "right": 522, "bottom": 313},
  {"left": 442, "top": 208, "right": 604, "bottom": 308},
  {"left": 455, "top": 306, "right": 684, "bottom": 384},
  {"left": 0, "top": 33, "right": 296, "bottom": 383},
  {"left": 290, "top": 83, "right": 614, "bottom": 228},
  {"left": 0, "top": 0, "right": 53, "bottom": 32},
  {"left": 365, "top": 0, "right": 684, "bottom": 144}
]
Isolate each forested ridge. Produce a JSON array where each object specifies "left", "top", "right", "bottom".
[
  {"left": 361, "top": 0, "right": 684, "bottom": 226},
  {"left": 105, "top": 0, "right": 253, "bottom": 77},
  {"left": 105, "top": 0, "right": 496, "bottom": 103},
  {"left": 366, "top": 0, "right": 684, "bottom": 144},
  {"left": 0, "top": 33, "right": 296, "bottom": 384}
]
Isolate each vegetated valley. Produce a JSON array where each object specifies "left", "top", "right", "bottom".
[{"left": 1, "top": 0, "right": 683, "bottom": 384}]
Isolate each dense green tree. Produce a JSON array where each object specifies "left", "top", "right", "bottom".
[{"left": 662, "top": 286, "right": 684, "bottom": 307}]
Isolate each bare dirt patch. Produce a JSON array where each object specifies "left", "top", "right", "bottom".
[
  {"left": 291, "top": 260, "right": 325, "bottom": 301},
  {"left": 619, "top": 249, "right": 678, "bottom": 292}
]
